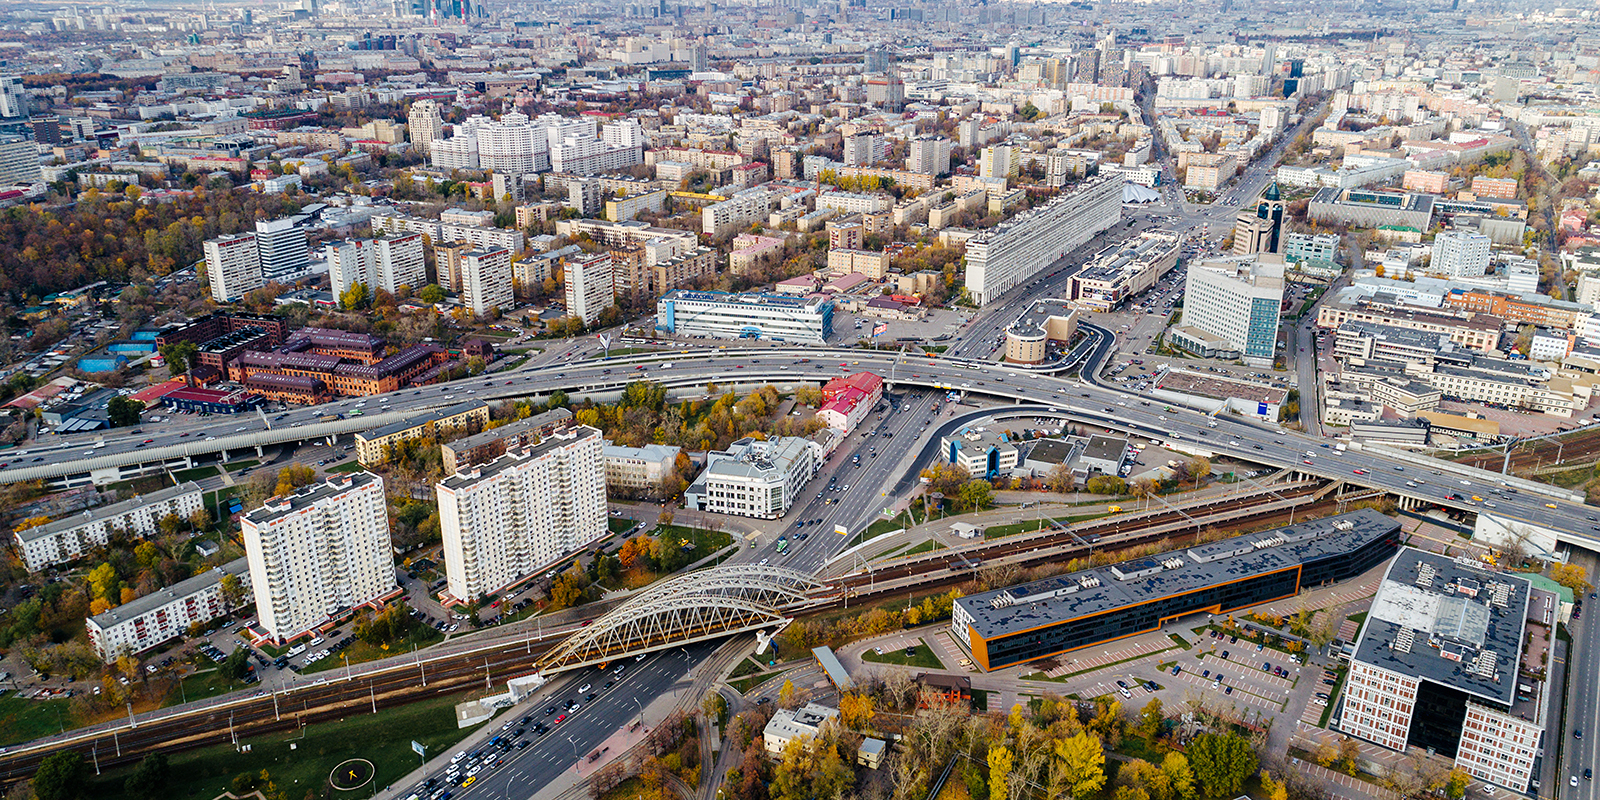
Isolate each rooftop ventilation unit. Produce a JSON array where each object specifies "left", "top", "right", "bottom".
[
  {"left": 1393, "top": 627, "right": 1415, "bottom": 654},
  {"left": 1333, "top": 520, "right": 1355, "bottom": 531}
]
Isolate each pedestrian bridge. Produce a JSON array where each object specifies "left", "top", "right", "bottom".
[{"left": 531, "top": 564, "right": 827, "bottom": 676}]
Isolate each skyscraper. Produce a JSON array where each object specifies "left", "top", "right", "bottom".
[
  {"left": 1181, "top": 253, "right": 1286, "bottom": 367},
  {"left": 1232, "top": 182, "right": 1284, "bottom": 255},
  {"left": 0, "top": 76, "right": 28, "bottom": 118},
  {"left": 204, "top": 232, "right": 262, "bottom": 303},
  {"left": 437, "top": 423, "right": 606, "bottom": 604},
  {"left": 241, "top": 472, "right": 396, "bottom": 644},
  {"left": 1430, "top": 231, "right": 1492, "bottom": 278},
  {"left": 329, "top": 234, "right": 427, "bottom": 297},
  {"left": 407, "top": 99, "right": 443, "bottom": 155}
]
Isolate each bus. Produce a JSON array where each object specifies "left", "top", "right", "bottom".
[{"left": 775, "top": 537, "right": 790, "bottom": 555}]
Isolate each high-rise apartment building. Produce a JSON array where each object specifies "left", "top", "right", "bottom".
[
  {"left": 0, "top": 76, "right": 28, "bottom": 118},
  {"left": 979, "top": 145, "right": 1016, "bottom": 181},
  {"left": 964, "top": 175, "right": 1122, "bottom": 305},
  {"left": 329, "top": 233, "right": 427, "bottom": 297},
  {"left": 1179, "top": 253, "right": 1286, "bottom": 366},
  {"left": 565, "top": 253, "right": 615, "bottom": 326},
  {"left": 476, "top": 111, "right": 550, "bottom": 175},
  {"left": 436, "top": 424, "right": 606, "bottom": 603},
  {"left": 241, "top": 472, "right": 396, "bottom": 644},
  {"left": 0, "top": 135, "right": 42, "bottom": 185},
  {"left": 460, "top": 247, "right": 512, "bottom": 316},
  {"left": 204, "top": 232, "right": 263, "bottom": 303},
  {"left": 842, "top": 133, "right": 887, "bottom": 167},
  {"left": 907, "top": 136, "right": 952, "bottom": 176},
  {"left": 254, "top": 217, "right": 311, "bottom": 283},
  {"left": 1430, "top": 231, "right": 1492, "bottom": 278},
  {"left": 407, "top": 99, "right": 443, "bottom": 155}
]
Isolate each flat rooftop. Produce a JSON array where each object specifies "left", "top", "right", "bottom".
[
  {"left": 20, "top": 482, "right": 204, "bottom": 543},
  {"left": 956, "top": 509, "right": 1399, "bottom": 641},
  {"left": 1352, "top": 547, "right": 1532, "bottom": 707},
  {"left": 1156, "top": 369, "right": 1289, "bottom": 406},
  {"left": 243, "top": 472, "right": 380, "bottom": 527},
  {"left": 88, "top": 557, "right": 249, "bottom": 630}
]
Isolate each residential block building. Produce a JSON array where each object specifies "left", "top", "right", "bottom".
[
  {"left": 16, "top": 483, "right": 205, "bottom": 572},
  {"left": 86, "top": 558, "right": 251, "bottom": 662},
  {"left": 437, "top": 423, "right": 606, "bottom": 603},
  {"left": 241, "top": 472, "right": 397, "bottom": 644}
]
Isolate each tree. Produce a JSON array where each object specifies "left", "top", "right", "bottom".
[
  {"left": 988, "top": 744, "right": 1013, "bottom": 800},
  {"left": 222, "top": 647, "right": 251, "bottom": 681},
  {"left": 1047, "top": 463, "right": 1076, "bottom": 494},
  {"left": 1162, "top": 753, "right": 1197, "bottom": 800},
  {"left": 107, "top": 396, "right": 145, "bottom": 428},
  {"left": 159, "top": 340, "right": 198, "bottom": 374},
  {"left": 1186, "top": 456, "right": 1211, "bottom": 489},
  {"left": 87, "top": 562, "right": 118, "bottom": 602},
  {"left": 418, "top": 283, "right": 445, "bottom": 304},
  {"left": 1086, "top": 475, "right": 1128, "bottom": 494},
  {"left": 1053, "top": 732, "right": 1107, "bottom": 800},
  {"left": 1259, "top": 771, "right": 1288, "bottom": 800},
  {"left": 1551, "top": 563, "right": 1592, "bottom": 593},
  {"left": 219, "top": 573, "right": 247, "bottom": 608},
  {"left": 1187, "top": 732, "right": 1257, "bottom": 797},
  {"left": 1136, "top": 697, "right": 1165, "bottom": 741},
  {"left": 549, "top": 571, "right": 585, "bottom": 610},
  {"left": 958, "top": 479, "right": 994, "bottom": 512},
  {"left": 124, "top": 754, "right": 170, "bottom": 800},
  {"left": 1115, "top": 760, "right": 1171, "bottom": 800},
  {"left": 340, "top": 281, "right": 370, "bottom": 311},
  {"left": 701, "top": 690, "right": 728, "bottom": 726},
  {"left": 33, "top": 751, "right": 83, "bottom": 800},
  {"left": 188, "top": 507, "right": 212, "bottom": 532},
  {"left": 1444, "top": 769, "right": 1470, "bottom": 800},
  {"left": 839, "top": 692, "right": 875, "bottom": 729},
  {"left": 778, "top": 679, "right": 797, "bottom": 708}
]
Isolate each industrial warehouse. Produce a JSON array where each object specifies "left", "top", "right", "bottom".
[{"left": 951, "top": 509, "right": 1403, "bottom": 672}]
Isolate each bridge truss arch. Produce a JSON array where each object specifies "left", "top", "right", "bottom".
[{"left": 533, "top": 565, "right": 825, "bottom": 675}]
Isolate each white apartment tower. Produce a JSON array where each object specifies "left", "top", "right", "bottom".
[
  {"left": 329, "top": 234, "right": 427, "bottom": 297},
  {"left": 240, "top": 472, "right": 396, "bottom": 644},
  {"left": 461, "top": 247, "right": 513, "bottom": 317},
  {"left": 907, "top": 136, "right": 953, "bottom": 176},
  {"left": 979, "top": 145, "right": 1016, "bottom": 180},
  {"left": 436, "top": 424, "right": 607, "bottom": 603},
  {"left": 1430, "top": 231, "right": 1492, "bottom": 278},
  {"left": 408, "top": 99, "right": 444, "bottom": 155},
  {"left": 565, "top": 252, "right": 615, "bottom": 326},
  {"left": 204, "top": 232, "right": 262, "bottom": 303},
  {"left": 254, "top": 217, "right": 311, "bottom": 283}
]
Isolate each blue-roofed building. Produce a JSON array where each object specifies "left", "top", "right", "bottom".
[{"left": 655, "top": 290, "right": 834, "bottom": 343}]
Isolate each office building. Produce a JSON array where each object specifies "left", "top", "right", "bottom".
[
  {"left": 254, "top": 217, "right": 311, "bottom": 283},
  {"left": 436, "top": 424, "right": 606, "bottom": 603},
  {"left": 1069, "top": 230, "right": 1182, "bottom": 311},
  {"left": 1308, "top": 188, "right": 1436, "bottom": 230},
  {"left": 408, "top": 99, "right": 443, "bottom": 155},
  {"left": 204, "top": 232, "right": 263, "bottom": 303},
  {"left": 952, "top": 510, "right": 1402, "bottom": 672},
  {"left": 565, "top": 252, "right": 615, "bottom": 326},
  {"left": 1231, "top": 183, "right": 1284, "bottom": 255},
  {"left": 460, "top": 248, "right": 513, "bottom": 317},
  {"left": 16, "top": 483, "right": 204, "bottom": 572},
  {"left": 939, "top": 427, "right": 1020, "bottom": 479},
  {"left": 964, "top": 175, "right": 1122, "bottom": 305},
  {"left": 656, "top": 290, "right": 834, "bottom": 343},
  {"left": 683, "top": 436, "right": 815, "bottom": 519},
  {"left": 329, "top": 233, "right": 427, "bottom": 297},
  {"left": 764, "top": 703, "right": 841, "bottom": 755},
  {"left": 1283, "top": 232, "right": 1340, "bottom": 269},
  {"left": 1341, "top": 548, "right": 1552, "bottom": 792},
  {"left": 603, "top": 443, "right": 681, "bottom": 495},
  {"left": 241, "top": 472, "right": 397, "bottom": 644},
  {"left": 1181, "top": 253, "right": 1286, "bottom": 366},
  {"left": 86, "top": 558, "right": 251, "bottom": 662},
  {"left": 0, "top": 135, "right": 41, "bottom": 184},
  {"left": 1430, "top": 231, "right": 1492, "bottom": 278}
]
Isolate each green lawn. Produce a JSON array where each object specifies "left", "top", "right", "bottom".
[
  {"left": 607, "top": 517, "right": 636, "bottom": 535},
  {"left": 849, "top": 510, "right": 920, "bottom": 547},
  {"left": 902, "top": 540, "right": 946, "bottom": 557},
  {"left": 860, "top": 638, "right": 943, "bottom": 669},
  {"left": 299, "top": 625, "right": 445, "bottom": 676},
  {"left": 172, "top": 465, "right": 220, "bottom": 482},
  {"left": 729, "top": 658, "right": 765, "bottom": 679},
  {"left": 327, "top": 461, "right": 366, "bottom": 474},
  {"left": 0, "top": 694, "right": 76, "bottom": 747},
  {"left": 223, "top": 460, "right": 259, "bottom": 473},
  {"left": 651, "top": 524, "right": 732, "bottom": 556},
  {"left": 86, "top": 690, "right": 487, "bottom": 800}
]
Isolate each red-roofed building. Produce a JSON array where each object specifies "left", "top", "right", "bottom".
[
  {"left": 130, "top": 380, "right": 188, "bottom": 407},
  {"left": 817, "top": 372, "right": 884, "bottom": 434}
]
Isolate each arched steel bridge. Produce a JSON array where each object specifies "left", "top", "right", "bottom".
[{"left": 531, "top": 564, "right": 827, "bottom": 675}]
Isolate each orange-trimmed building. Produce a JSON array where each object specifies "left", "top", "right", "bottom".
[{"left": 950, "top": 509, "right": 1401, "bottom": 672}]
